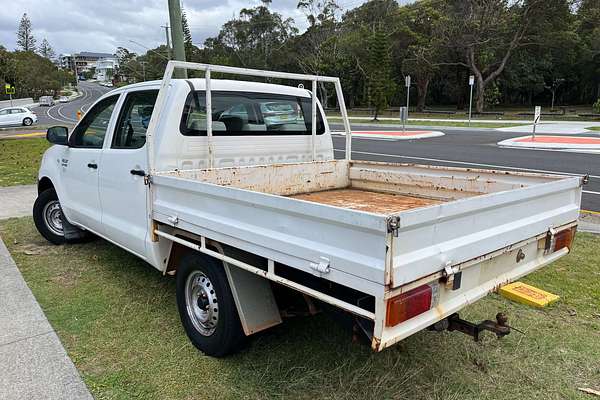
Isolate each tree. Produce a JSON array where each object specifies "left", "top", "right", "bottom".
[
  {"left": 181, "top": 10, "right": 199, "bottom": 61},
  {"left": 204, "top": 2, "right": 297, "bottom": 70},
  {"left": 294, "top": 0, "right": 341, "bottom": 108},
  {"left": 441, "top": 0, "right": 542, "bottom": 112},
  {"left": 38, "top": 38, "right": 55, "bottom": 60},
  {"left": 398, "top": 0, "right": 448, "bottom": 111},
  {"left": 16, "top": 13, "right": 36, "bottom": 52},
  {"left": 365, "top": 28, "right": 395, "bottom": 120}
]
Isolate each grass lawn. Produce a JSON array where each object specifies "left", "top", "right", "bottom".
[
  {"left": 587, "top": 126, "right": 600, "bottom": 132},
  {"left": 0, "top": 138, "right": 50, "bottom": 187},
  {"left": 1, "top": 218, "right": 599, "bottom": 399}
]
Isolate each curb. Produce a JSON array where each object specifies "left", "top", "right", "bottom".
[
  {"left": 0, "top": 237, "right": 93, "bottom": 400},
  {"left": 498, "top": 135, "right": 600, "bottom": 153},
  {"left": 333, "top": 130, "right": 445, "bottom": 140}
]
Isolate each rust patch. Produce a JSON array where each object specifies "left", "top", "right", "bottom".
[{"left": 290, "top": 189, "right": 443, "bottom": 214}]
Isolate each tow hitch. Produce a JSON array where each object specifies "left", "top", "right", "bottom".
[{"left": 446, "top": 312, "right": 513, "bottom": 342}]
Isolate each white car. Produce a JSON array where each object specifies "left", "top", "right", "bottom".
[
  {"left": 59, "top": 96, "right": 69, "bottom": 103},
  {"left": 0, "top": 107, "right": 38, "bottom": 127},
  {"left": 39, "top": 96, "right": 55, "bottom": 107}
]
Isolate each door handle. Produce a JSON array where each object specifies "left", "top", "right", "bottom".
[
  {"left": 130, "top": 169, "right": 146, "bottom": 177},
  {"left": 87, "top": 163, "right": 98, "bottom": 169}
]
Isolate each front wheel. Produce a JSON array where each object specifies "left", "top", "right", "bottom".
[
  {"left": 22, "top": 117, "right": 33, "bottom": 126},
  {"left": 176, "top": 251, "right": 246, "bottom": 357},
  {"left": 33, "top": 188, "right": 65, "bottom": 244}
]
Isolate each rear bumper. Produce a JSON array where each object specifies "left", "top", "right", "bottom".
[{"left": 373, "top": 233, "right": 571, "bottom": 351}]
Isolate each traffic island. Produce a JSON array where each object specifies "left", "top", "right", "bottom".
[
  {"left": 498, "top": 135, "right": 600, "bottom": 153},
  {"left": 334, "top": 130, "right": 445, "bottom": 140}
]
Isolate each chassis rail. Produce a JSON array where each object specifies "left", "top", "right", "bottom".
[{"left": 154, "top": 228, "right": 376, "bottom": 321}]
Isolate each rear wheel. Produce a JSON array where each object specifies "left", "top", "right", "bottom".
[
  {"left": 22, "top": 117, "right": 33, "bottom": 126},
  {"left": 33, "top": 188, "right": 65, "bottom": 244},
  {"left": 176, "top": 251, "right": 246, "bottom": 357}
]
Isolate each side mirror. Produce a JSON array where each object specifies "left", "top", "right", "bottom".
[{"left": 46, "top": 126, "right": 69, "bottom": 146}]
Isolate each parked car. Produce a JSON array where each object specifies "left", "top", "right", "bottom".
[
  {"left": 39, "top": 96, "right": 55, "bottom": 107},
  {"left": 260, "top": 101, "right": 300, "bottom": 126},
  {"left": 34, "top": 62, "right": 582, "bottom": 358},
  {"left": 0, "top": 106, "right": 37, "bottom": 127},
  {"left": 59, "top": 96, "right": 69, "bottom": 103}
]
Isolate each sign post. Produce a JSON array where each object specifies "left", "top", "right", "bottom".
[
  {"left": 400, "top": 106, "right": 408, "bottom": 133},
  {"left": 533, "top": 106, "right": 541, "bottom": 139},
  {"left": 405, "top": 75, "right": 411, "bottom": 119},
  {"left": 468, "top": 75, "right": 474, "bottom": 127},
  {"left": 5, "top": 84, "right": 15, "bottom": 106}
]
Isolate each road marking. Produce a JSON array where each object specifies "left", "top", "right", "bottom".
[
  {"left": 333, "top": 149, "right": 600, "bottom": 180},
  {"left": 581, "top": 209, "right": 600, "bottom": 215},
  {"left": 583, "top": 190, "right": 600, "bottom": 196},
  {"left": 11, "top": 132, "right": 46, "bottom": 137},
  {"left": 57, "top": 103, "right": 77, "bottom": 122}
]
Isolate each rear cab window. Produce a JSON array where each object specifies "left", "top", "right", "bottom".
[{"left": 180, "top": 91, "right": 325, "bottom": 136}]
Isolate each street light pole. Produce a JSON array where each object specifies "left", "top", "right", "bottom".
[
  {"left": 468, "top": 75, "right": 474, "bottom": 127},
  {"left": 162, "top": 23, "right": 171, "bottom": 59},
  {"left": 167, "top": 0, "right": 187, "bottom": 78}
]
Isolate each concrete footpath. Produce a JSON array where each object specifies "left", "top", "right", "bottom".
[{"left": 0, "top": 186, "right": 93, "bottom": 399}]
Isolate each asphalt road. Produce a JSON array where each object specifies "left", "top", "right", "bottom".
[
  {"left": 331, "top": 124, "right": 600, "bottom": 212},
  {"left": 32, "top": 81, "right": 111, "bottom": 126}
]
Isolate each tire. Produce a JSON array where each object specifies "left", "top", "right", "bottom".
[
  {"left": 176, "top": 251, "right": 246, "bottom": 357},
  {"left": 33, "top": 188, "right": 65, "bottom": 245},
  {"left": 23, "top": 117, "right": 33, "bottom": 126}
]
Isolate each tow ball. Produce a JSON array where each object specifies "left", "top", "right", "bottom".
[{"left": 444, "top": 312, "right": 515, "bottom": 342}]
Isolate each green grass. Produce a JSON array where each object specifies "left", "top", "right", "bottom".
[
  {"left": 1, "top": 217, "right": 599, "bottom": 399},
  {"left": 0, "top": 138, "right": 50, "bottom": 187},
  {"left": 328, "top": 118, "right": 521, "bottom": 129},
  {"left": 586, "top": 126, "right": 600, "bottom": 131}
]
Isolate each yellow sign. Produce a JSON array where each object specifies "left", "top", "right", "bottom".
[{"left": 5, "top": 84, "right": 15, "bottom": 95}]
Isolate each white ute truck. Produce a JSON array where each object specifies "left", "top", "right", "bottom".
[{"left": 34, "top": 62, "right": 583, "bottom": 357}]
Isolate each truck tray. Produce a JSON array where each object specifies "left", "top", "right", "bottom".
[{"left": 290, "top": 189, "right": 443, "bottom": 214}]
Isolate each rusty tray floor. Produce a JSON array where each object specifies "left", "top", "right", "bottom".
[{"left": 290, "top": 189, "right": 443, "bottom": 214}]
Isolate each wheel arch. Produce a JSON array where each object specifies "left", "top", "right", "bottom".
[{"left": 38, "top": 176, "right": 54, "bottom": 194}]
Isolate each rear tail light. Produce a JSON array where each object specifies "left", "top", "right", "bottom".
[
  {"left": 545, "top": 226, "right": 576, "bottom": 254},
  {"left": 386, "top": 284, "right": 432, "bottom": 327}
]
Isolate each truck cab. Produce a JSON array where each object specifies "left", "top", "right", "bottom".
[{"left": 35, "top": 79, "right": 331, "bottom": 257}]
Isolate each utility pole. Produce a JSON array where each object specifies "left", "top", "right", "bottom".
[
  {"left": 140, "top": 61, "right": 148, "bottom": 81},
  {"left": 167, "top": 0, "right": 186, "bottom": 78},
  {"left": 161, "top": 23, "right": 172, "bottom": 59}
]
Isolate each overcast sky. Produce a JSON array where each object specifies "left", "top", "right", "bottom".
[{"left": 0, "top": 0, "right": 410, "bottom": 56}]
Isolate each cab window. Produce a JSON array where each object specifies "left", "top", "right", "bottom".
[
  {"left": 70, "top": 95, "right": 119, "bottom": 148},
  {"left": 180, "top": 91, "right": 325, "bottom": 136},
  {"left": 112, "top": 90, "right": 158, "bottom": 149}
]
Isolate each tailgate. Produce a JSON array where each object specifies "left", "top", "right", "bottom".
[{"left": 390, "top": 175, "right": 582, "bottom": 287}]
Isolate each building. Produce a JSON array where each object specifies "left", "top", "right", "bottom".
[
  {"left": 59, "top": 52, "right": 118, "bottom": 80},
  {"left": 95, "top": 58, "right": 119, "bottom": 82}
]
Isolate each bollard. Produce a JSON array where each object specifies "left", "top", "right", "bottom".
[{"left": 76, "top": 110, "right": 82, "bottom": 120}]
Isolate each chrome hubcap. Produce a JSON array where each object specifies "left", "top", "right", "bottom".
[
  {"left": 43, "top": 200, "right": 63, "bottom": 236},
  {"left": 185, "top": 271, "right": 219, "bottom": 336}
]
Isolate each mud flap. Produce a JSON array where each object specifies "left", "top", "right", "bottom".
[{"left": 60, "top": 213, "right": 88, "bottom": 241}]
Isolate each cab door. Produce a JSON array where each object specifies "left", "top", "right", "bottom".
[
  {"left": 60, "top": 95, "right": 120, "bottom": 232},
  {"left": 99, "top": 90, "right": 158, "bottom": 257}
]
